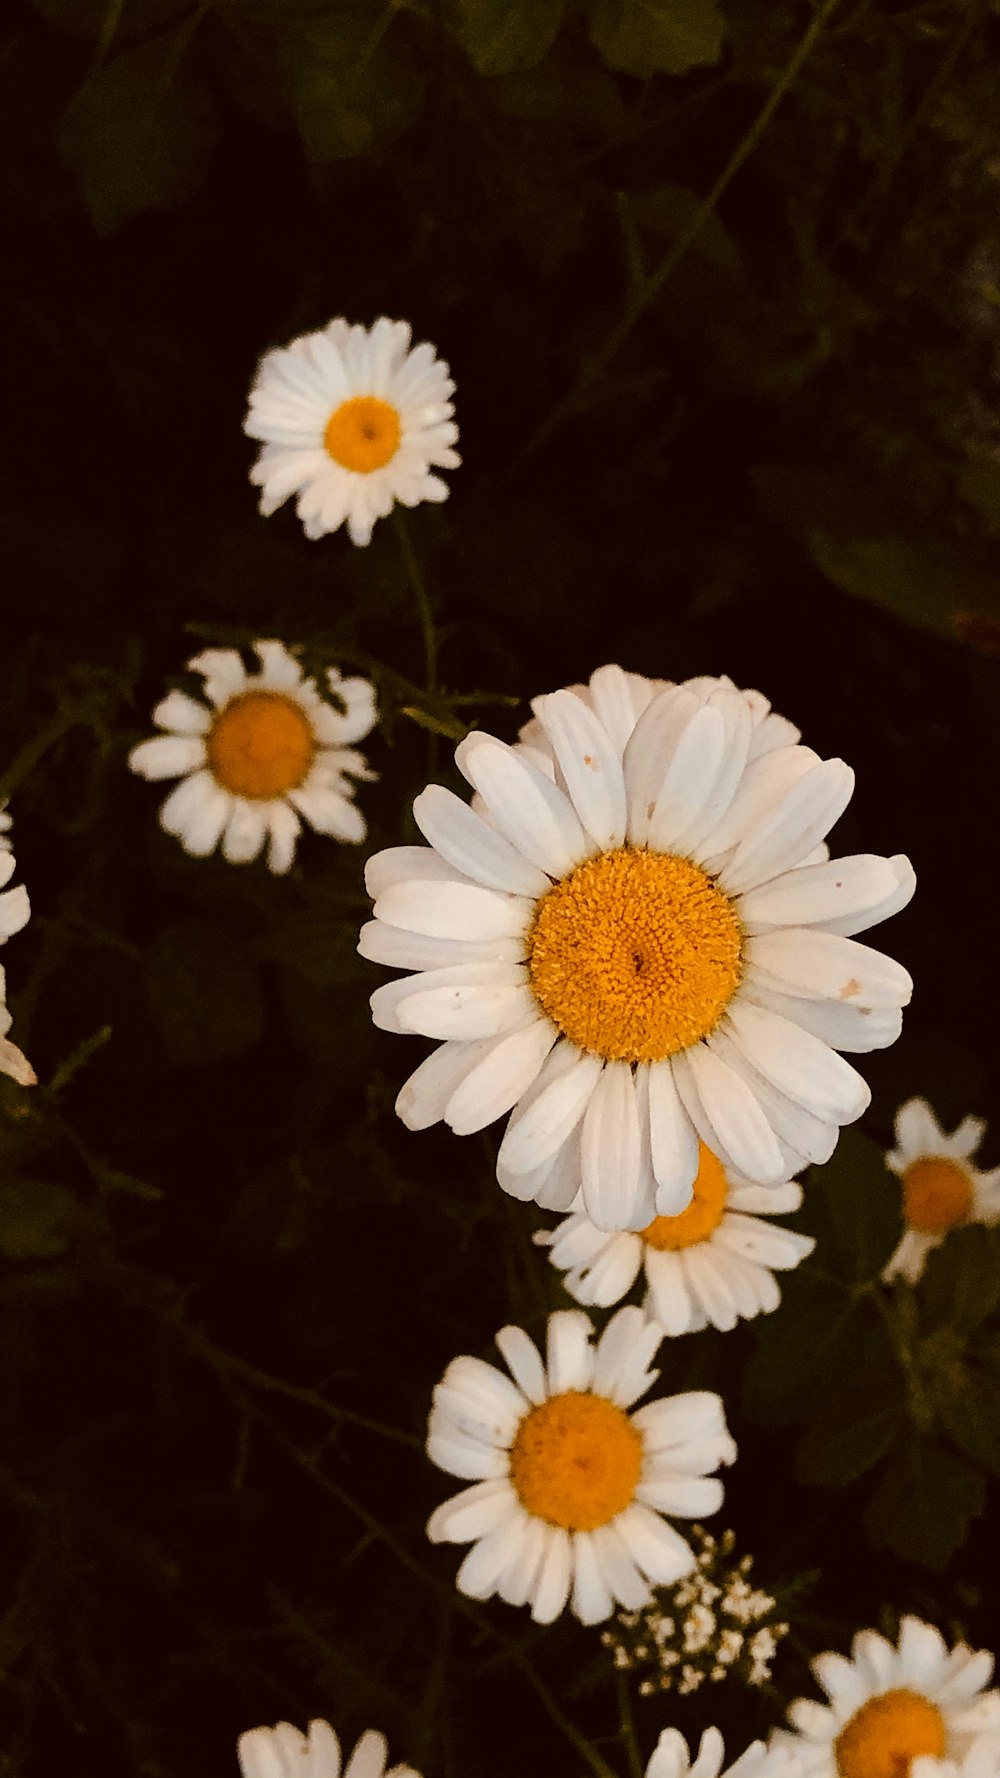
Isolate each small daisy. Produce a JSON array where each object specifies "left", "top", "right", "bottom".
[
  {"left": 245, "top": 316, "right": 460, "bottom": 547},
  {"left": 361, "top": 664, "right": 914, "bottom": 1231},
  {"left": 882, "top": 1098, "right": 1000, "bottom": 1286},
  {"left": 129, "top": 640, "right": 377, "bottom": 872},
  {"left": 912, "top": 1741, "right": 1000, "bottom": 1777},
  {"left": 536, "top": 1141, "right": 814, "bottom": 1334},
  {"left": 426, "top": 1304, "right": 736, "bottom": 1626},
  {"left": 647, "top": 1728, "right": 802, "bottom": 1777},
  {"left": 237, "top": 1718, "right": 418, "bottom": 1778},
  {"left": 774, "top": 1615, "right": 1000, "bottom": 1777}
]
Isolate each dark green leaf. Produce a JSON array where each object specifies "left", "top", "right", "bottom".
[
  {"left": 629, "top": 183, "right": 742, "bottom": 278},
  {"left": 58, "top": 25, "right": 216, "bottom": 234},
  {"left": 742, "top": 1277, "right": 871, "bottom": 1422},
  {"left": 920, "top": 1225, "right": 1000, "bottom": 1339},
  {"left": 147, "top": 919, "right": 263, "bottom": 1066},
  {"left": 807, "top": 1125, "right": 902, "bottom": 1285},
  {"left": 454, "top": 0, "right": 565, "bottom": 77},
  {"left": 795, "top": 1370, "right": 902, "bottom": 1487},
  {"left": 864, "top": 1435, "right": 985, "bottom": 1569},
  {"left": 280, "top": 11, "right": 424, "bottom": 162},
  {"left": 937, "top": 1366, "right": 1000, "bottom": 1478},
  {"left": 0, "top": 1177, "right": 75, "bottom": 1260},
  {"left": 589, "top": 0, "right": 724, "bottom": 77}
]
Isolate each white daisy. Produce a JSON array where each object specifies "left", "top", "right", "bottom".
[
  {"left": 774, "top": 1615, "right": 1000, "bottom": 1778},
  {"left": 361, "top": 664, "right": 914, "bottom": 1231},
  {"left": 536, "top": 1140, "right": 814, "bottom": 1335},
  {"left": 129, "top": 640, "right": 377, "bottom": 873},
  {"left": 426, "top": 1303, "right": 736, "bottom": 1626},
  {"left": 647, "top": 1727, "right": 802, "bottom": 1778},
  {"left": 237, "top": 1718, "right": 419, "bottom": 1778},
  {"left": 882, "top": 1098, "right": 1000, "bottom": 1286},
  {"left": 912, "top": 1739, "right": 1000, "bottom": 1777},
  {"left": 244, "top": 316, "right": 460, "bottom": 547}
]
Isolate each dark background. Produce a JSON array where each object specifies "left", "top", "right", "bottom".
[{"left": 3, "top": 0, "right": 1000, "bottom": 1772}]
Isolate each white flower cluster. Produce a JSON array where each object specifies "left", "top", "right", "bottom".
[{"left": 600, "top": 1526, "right": 788, "bottom": 1698}]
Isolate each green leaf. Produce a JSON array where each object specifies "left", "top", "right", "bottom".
[
  {"left": 280, "top": 11, "right": 425, "bottom": 162},
  {"left": 628, "top": 183, "right": 742, "bottom": 279},
  {"left": 146, "top": 919, "right": 263, "bottom": 1066},
  {"left": 936, "top": 1367, "right": 1000, "bottom": 1479},
  {"left": 864, "top": 1435, "right": 985, "bottom": 1569},
  {"left": 795, "top": 1370, "right": 902, "bottom": 1487},
  {"left": 920, "top": 1225, "right": 1000, "bottom": 1339},
  {"left": 0, "top": 1178, "right": 75, "bottom": 1260},
  {"left": 589, "top": 0, "right": 724, "bottom": 77},
  {"left": 58, "top": 24, "right": 216, "bottom": 233},
  {"left": 807, "top": 1125, "right": 902, "bottom": 1286},
  {"left": 453, "top": 0, "right": 565, "bottom": 76},
  {"left": 742, "top": 1277, "right": 871, "bottom": 1423}
]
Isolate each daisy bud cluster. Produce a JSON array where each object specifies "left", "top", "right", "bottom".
[{"left": 600, "top": 1526, "right": 790, "bottom": 1698}]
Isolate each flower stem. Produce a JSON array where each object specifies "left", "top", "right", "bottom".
[
  {"left": 392, "top": 509, "right": 438, "bottom": 697},
  {"left": 615, "top": 1668, "right": 644, "bottom": 1778}
]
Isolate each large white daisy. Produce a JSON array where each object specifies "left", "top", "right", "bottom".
[
  {"left": 882, "top": 1098, "right": 1000, "bottom": 1286},
  {"left": 244, "top": 316, "right": 460, "bottom": 547},
  {"left": 129, "top": 640, "right": 377, "bottom": 873},
  {"left": 426, "top": 1304, "right": 736, "bottom": 1626},
  {"left": 536, "top": 1140, "right": 814, "bottom": 1334},
  {"left": 774, "top": 1616, "right": 1000, "bottom": 1777},
  {"left": 237, "top": 1718, "right": 418, "bottom": 1778},
  {"left": 361, "top": 664, "right": 914, "bottom": 1231},
  {"left": 647, "top": 1727, "right": 802, "bottom": 1778}
]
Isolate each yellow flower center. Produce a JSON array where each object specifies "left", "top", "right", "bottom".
[
  {"left": 527, "top": 847, "right": 742, "bottom": 1064},
  {"left": 509, "top": 1390, "right": 643, "bottom": 1531},
  {"left": 834, "top": 1689, "right": 946, "bottom": 1778},
  {"left": 902, "top": 1157, "right": 974, "bottom": 1235},
  {"left": 323, "top": 396, "right": 401, "bottom": 473},
  {"left": 207, "top": 691, "right": 315, "bottom": 801},
  {"left": 642, "top": 1143, "right": 729, "bottom": 1249}
]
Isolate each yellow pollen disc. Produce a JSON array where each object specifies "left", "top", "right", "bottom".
[
  {"left": 527, "top": 847, "right": 743, "bottom": 1064},
  {"left": 902, "top": 1157, "right": 974, "bottom": 1235},
  {"left": 323, "top": 395, "right": 401, "bottom": 473},
  {"left": 509, "top": 1390, "right": 643, "bottom": 1531},
  {"left": 834, "top": 1689, "right": 946, "bottom": 1778},
  {"left": 642, "top": 1143, "right": 729, "bottom": 1249},
  {"left": 207, "top": 691, "right": 315, "bottom": 801}
]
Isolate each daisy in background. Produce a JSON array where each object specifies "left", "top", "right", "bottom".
[
  {"left": 237, "top": 1718, "right": 418, "bottom": 1778},
  {"left": 646, "top": 1727, "right": 801, "bottom": 1777},
  {"left": 129, "top": 640, "right": 377, "bottom": 873},
  {"left": 426, "top": 1303, "right": 736, "bottom": 1626},
  {"left": 536, "top": 1140, "right": 814, "bottom": 1335},
  {"left": 361, "top": 663, "right": 914, "bottom": 1232},
  {"left": 773, "top": 1615, "right": 1000, "bottom": 1777},
  {"left": 245, "top": 316, "right": 460, "bottom": 547},
  {"left": 882, "top": 1098, "right": 1000, "bottom": 1285}
]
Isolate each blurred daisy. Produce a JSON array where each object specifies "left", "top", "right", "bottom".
[
  {"left": 237, "top": 1718, "right": 418, "bottom": 1778},
  {"left": 245, "top": 316, "right": 460, "bottom": 547},
  {"left": 536, "top": 1141, "right": 814, "bottom": 1334},
  {"left": 882, "top": 1099, "right": 1000, "bottom": 1286},
  {"left": 426, "top": 1304, "right": 736, "bottom": 1625},
  {"left": 129, "top": 641, "right": 377, "bottom": 873},
  {"left": 774, "top": 1615, "right": 1000, "bottom": 1777},
  {"left": 361, "top": 664, "right": 914, "bottom": 1230},
  {"left": 647, "top": 1728, "right": 801, "bottom": 1777},
  {"left": 912, "top": 1741, "right": 1000, "bottom": 1777}
]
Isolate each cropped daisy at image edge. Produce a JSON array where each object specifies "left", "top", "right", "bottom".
[
  {"left": 237, "top": 1717, "right": 419, "bottom": 1778},
  {"left": 129, "top": 640, "right": 377, "bottom": 873}
]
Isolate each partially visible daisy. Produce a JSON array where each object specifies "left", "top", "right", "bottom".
[
  {"left": 774, "top": 1615, "right": 1000, "bottom": 1777},
  {"left": 129, "top": 640, "right": 377, "bottom": 872},
  {"left": 426, "top": 1304, "right": 736, "bottom": 1626},
  {"left": 362, "top": 664, "right": 914, "bottom": 1231},
  {"left": 0, "top": 801, "right": 12, "bottom": 853},
  {"left": 0, "top": 835, "right": 34, "bottom": 1086},
  {"left": 0, "top": 847, "right": 30, "bottom": 948},
  {"left": 882, "top": 1098, "right": 1000, "bottom": 1285},
  {"left": 536, "top": 1141, "right": 814, "bottom": 1335},
  {"left": 912, "top": 1740, "right": 1000, "bottom": 1777},
  {"left": 245, "top": 316, "right": 460, "bottom": 546},
  {"left": 0, "top": 964, "right": 34, "bottom": 1087},
  {"left": 647, "top": 1728, "right": 801, "bottom": 1778},
  {"left": 237, "top": 1718, "right": 419, "bottom": 1778}
]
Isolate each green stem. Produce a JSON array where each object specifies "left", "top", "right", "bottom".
[
  {"left": 521, "top": 0, "right": 841, "bottom": 462},
  {"left": 0, "top": 700, "right": 89, "bottom": 804},
  {"left": 392, "top": 509, "right": 438, "bottom": 696},
  {"left": 615, "top": 1668, "right": 644, "bottom": 1778}
]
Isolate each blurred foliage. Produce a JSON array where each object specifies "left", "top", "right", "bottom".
[{"left": 3, "top": 0, "right": 1000, "bottom": 1773}]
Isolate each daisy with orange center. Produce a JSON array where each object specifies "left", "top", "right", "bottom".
[
  {"left": 426, "top": 1304, "right": 736, "bottom": 1625},
  {"left": 536, "top": 1141, "right": 814, "bottom": 1335},
  {"left": 128, "top": 640, "right": 377, "bottom": 873},
  {"left": 244, "top": 316, "right": 460, "bottom": 547},
  {"left": 362, "top": 663, "right": 914, "bottom": 1232},
  {"left": 773, "top": 1616, "right": 1000, "bottom": 1777},
  {"left": 881, "top": 1098, "right": 1000, "bottom": 1286}
]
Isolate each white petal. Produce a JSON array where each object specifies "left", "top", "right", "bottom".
[
  {"left": 816, "top": 854, "right": 916, "bottom": 937},
  {"left": 894, "top": 1096, "right": 945, "bottom": 1157},
  {"left": 359, "top": 921, "right": 523, "bottom": 973},
  {"left": 496, "top": 1326, "right": 547, "bottom": 1404},
  {"left": 456, "top": 1525, "right": 523, "bottom": 1601},
  {"left": 129, "top": 734, "right": 206, "bottom": 781},
  {"left": 530, "top": 1525, "right": 573, "bottom": 1623},
  {"left": 679, "top": 1043, "right": 787, "bottom": 1183},
  {"left": 580, "top": 1061, "right": 643, "bottom": 1231},
  {"left": 188, "top": 647, "right": 247, "bottom": 706},
  {"left": 434, "top": 1354, "right": 528, "bottom": 1442},
  {"left": 644, "top": 1249, "right": 696, "bottom": 1338},
  {"left": 426, "top": 1479, "right": 519, "bottom": 1544},
  {"left": 497, "top": 1046, "right": 604, "bottom": 1177},
  {"left": 697, "top": 744, "right": 819, "bottom": 864},
  {"left": 588, "top": 664, "right": 649, "bottom": 756},
  {"left": 631, "top": 1391, "right": 733, "bottom": 1455},
  {"left": 622, "top": 686, "right": 700, "bottom": 846},
  {"left": 718, "top": 759, "right": 855, "bottom": 896},
  {"left": 393, "top": 966, "right": 534, "bottom": 1040},
  {"left": 646, "top": 1059, "right": 700, "bottom": 1211},
  {"left": 593, "top": 1305, "right": 661, "bottom": 1407},
  {"left": 744, "top": 981, "right": 904, "bottom": 1055},
  {"left": 706, "top": 1024, "right": 840, "bottom": 1165},
  {"left": 724, "top": 1000, "right": 870, "bottom": 1123},
  {"left": 737, "top": 853, "right": 901, "bottom": 932},
  {"left": 412, "top": 784, "right": 550, "bottom": 896},
  {"left": 747, "top": 929, "right": 912, "bottom": 1009},
  {"left": 570, "top": 1531, "right": 615, "bottom": 1624},
  {"left": 220, "top": 800, "right": 269, "bottom": 865},
  {"left": 545, "top": 1309, "right": 595, "bottom": 1394},
  {"left": 394, "top": 1035, "right": 503, "bottom": 1129},
  {"left": 455, "top": 733, "right": 590, "bottom": 878},
  {"left": 614, "top": 1504, "right": 696, "bottom": 1585},
  {"left": 533, "top": 688, "right": 627, "bottom": 849},
  {"left": 647, "top": 703, "right": 728, "bottom": 852},
  {"left": 445, "top": 1017, "right": 557, "bottom": 1134},
  {"left": 266, "top": 802, "right": 300, "bottom": 874},
  {"left": 426, "top": 1430, "right": 508, "bottom": 1482},
  {"left": 374, "top": 880, "right": 531, "bottom": 942},
  {"left": 591, "top": 1522, "right": 651, "bottom": 1609},
  {"left": 365, "top": 844, "right": 472, "bottom": 899},
  {"left": 636, "top": 1473, "right": 725, "bottom": 1516},
  {"left": 152, "top": 688, "right": 211, "bottom": 735}
]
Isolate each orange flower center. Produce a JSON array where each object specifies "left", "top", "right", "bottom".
[
  {"left": 902, "top": 1157, "right": 974, "bottom": 1235},
  {"left": 323, "top": 396, "right": 401, "bottom": 473},
  {"left": 509, "top": 1390, "right": 643, "bottom": 1531},
  {"left": 642, "top": 1143, "right": 729, "bottom": 1249},
  {"left": 527, "top": 847, "right": 742, "bottom": 1064},
  {"left": 207, "top": 691, "right": 315, "bottom": 801},
  {"left": 834, "top": 1688, "right": 946, "bottom": 1778}
]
